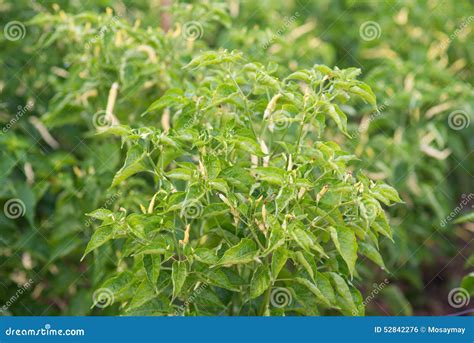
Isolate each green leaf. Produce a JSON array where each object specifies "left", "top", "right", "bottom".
[
  {"left": 295, "top": 277, "right": 331, "bottom": 307},
  {"left": 97, "top": 125, "right": 131, "bottom": 137},
  {"left": 134, "top": 241, "right": 169, "bottom": 255},
  {"left": 371, "top": 212, "right": 393, "bottom": 241},
  {"left": 81, "top": 225, "right": 114, "bottom": 260},
  {"left": 215, "top": 238, "right": 257, "bottom": 266},
  {"left": 184, "top": 51, "right": 243, "bottom": 69},
  {"left": 221, "top": 166, "right": 254, "bottom": 192},
  {"left": 326, "top": 104, "right": 348, "bottom": 135},
  {"left": 166, "top": 168, "right": 193, "bottom": 181},
  {"left": 253, "top": 167, "right": 286, "bottom": 186},
  {"left": 202, "top": 203, "right": 229, "bottom": 218},
  {"left": 250, "top": 265, "right": 271, "bottom": 299},
  {"left": 271, "top": 246, "right": 288, "bottom": 280},
  {"left": 171, "top": 261, "right": 187, "bottom": 298},
  {"left": 371, "top": 184, "right": 402, "bottom": 205},
  {"left": 266, "top": 220, "right": 285, "bottom": 253},
  {"left": 315, "top": 65, "right": 333, "bottom": 75},
  {"left": 327, "top": 272, "right": 357, "bottom": 315},
  {"left": 128, "top": 279, "right": 157, "bottom": 310},
  {"left": 15, "top": 183, "right": 36, "bottom": 226},
  {"left": 204, "top": 269, "right": 240, "bottom": 291},
  {"left": 192, "top": 286, "right": 225, "bottom": 310},
  {"left": 290, "top": 227, "right": 313, "bottom": 253},
  {"left": 194, "top": 248, "right": 219, "bottom": 265},
  {"left": 144, "top": 254, "right": 161, "bottom": 291},
  {"left": 359, "top": 242, "right": 387, "bottom": 271},
  {"left": 126, "top": 296, "right": 170, "bottom": 315},
  {"left": 454, "top": 212, "right": 474, "bottom": 224},
  {"left": 286, "top": 70, "right": 311, "bottom": 82},
  {"left": 159, "top": 136, "right": 179, "bottom": 148},
  {"left": 0, "top": 152, "right": 17, "bottom": 185},
  {"left": 350, "top": 287, "right": 365, "bottom": 316},
  {"left": 314, "top": 271, "right": 336, "bottom": 305},
  {"left": 349, "top": 84, "right": 376, "bottom": 107},
  {"left": 329, "top": 226, "right": 358, "bottom": 278},
  {"left": 126, "top": 214, "right": 160, "bottom": 240},
  {"left": 461, "top": 272, "right": 474, "bottom": 295},
  {"left": 204, "top": 155, "right": 221, "bottom": 179},
  {"left": 101, "top": 271, "right": 134, "bottom": 298},
  {"left": 145, "top": 88, "right": 184, "bottom": 113},
  {"left": 208, "top": 179, "right": 229, "bottom": 194},
  {"left": 233, "top": 136, "right": 264, "bottom": 156},
  {"left": 86, "top": 208, "right": 112, "bottom": 220},
  {"left": 111, "top": 145, "right": 148, "bottom": 187},
  {"left": 464, "top": 254, "right": 474, "bottom": 268},
  {"left": 294, "top": 251, "right": 314, "bottom": 280}
]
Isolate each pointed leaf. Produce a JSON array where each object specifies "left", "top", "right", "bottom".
[
  {"left": 454, "top": 212, "right": 474, "bottom": 224},
  {"left": 294, "top": 251, "right": 314, "bottom": 280},
  {"left": 291, "top": 227, "right": 313, "bottom": 253},
  {"left": 271, "top": 246, "right": 288, "bottom": 280},
  {"left": 295, "top": 277, "right": 331, "bottom": 307},
  {"left": 349, "top": 84, "right": 376, "bottom": 107},
  {"left": 86, "top": 208, "right": 112, "bottom": 220},
  {"left": 204, "top": 269, "right": 240, "bottom": 291},
  {"left": 327, "top": 272, "right": 357, "bottom": 315},
  {"left": 216, "top": 238, "right": 257, "bottom": 266},
  {"left": 461, "top": 272, "right": 474, "bottom": 295},
  {"left": 250, "top": 265, "right": 271, "bottom": 299},
  {"left": 194, "top": 248, "right": 219, "bottom": 265},
  {"left": 326, "top": 104, "right": 348, "bottom": 135},
  {"left": 111, "top": 145, "right": 148, "bottom": 187},
  {"left": 144, "top": 254, "right": 161, "bottom": 290},
  {"left": 253, "top": 167, "right": 286, "bottom": 186},
  {"left": 314, "top": 271, "right": 336, "bottom": 305},
  {"left": 359, "top": 242, "right": 386, "bottom": 271},
  {"left": 82, "top": 225, "right": 114, "bottom": 260},
  {"left": 172, "top": 261, "right": 187, "bottom": 298},
  {"left": 329, "top": 226, "right": 357, "bottom": 278}
]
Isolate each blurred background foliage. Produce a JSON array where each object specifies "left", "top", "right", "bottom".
[{"left": 0, "top": 0, "right": 472, "bottom": 315}]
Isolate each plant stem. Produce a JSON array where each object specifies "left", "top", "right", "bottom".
[
  {"left": 258, "top": 285, "right": 272, "bottom": 316},
  {"left": 258, "top": 255, "right": 273, "bottom": 316}
]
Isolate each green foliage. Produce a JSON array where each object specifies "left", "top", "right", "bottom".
[
  {"left": 1, "top": 0, "right": 471, "bottom": 317},
  {"left": 84, "top": 52, "right": 400, "bottom": 315}
]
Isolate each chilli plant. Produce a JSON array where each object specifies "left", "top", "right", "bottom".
[
  {"left": 83, "top": 50, "right": 401, "bottom": 316},
  {"left": 0, "top": 2, "right": 232, "bottom": 315}
]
